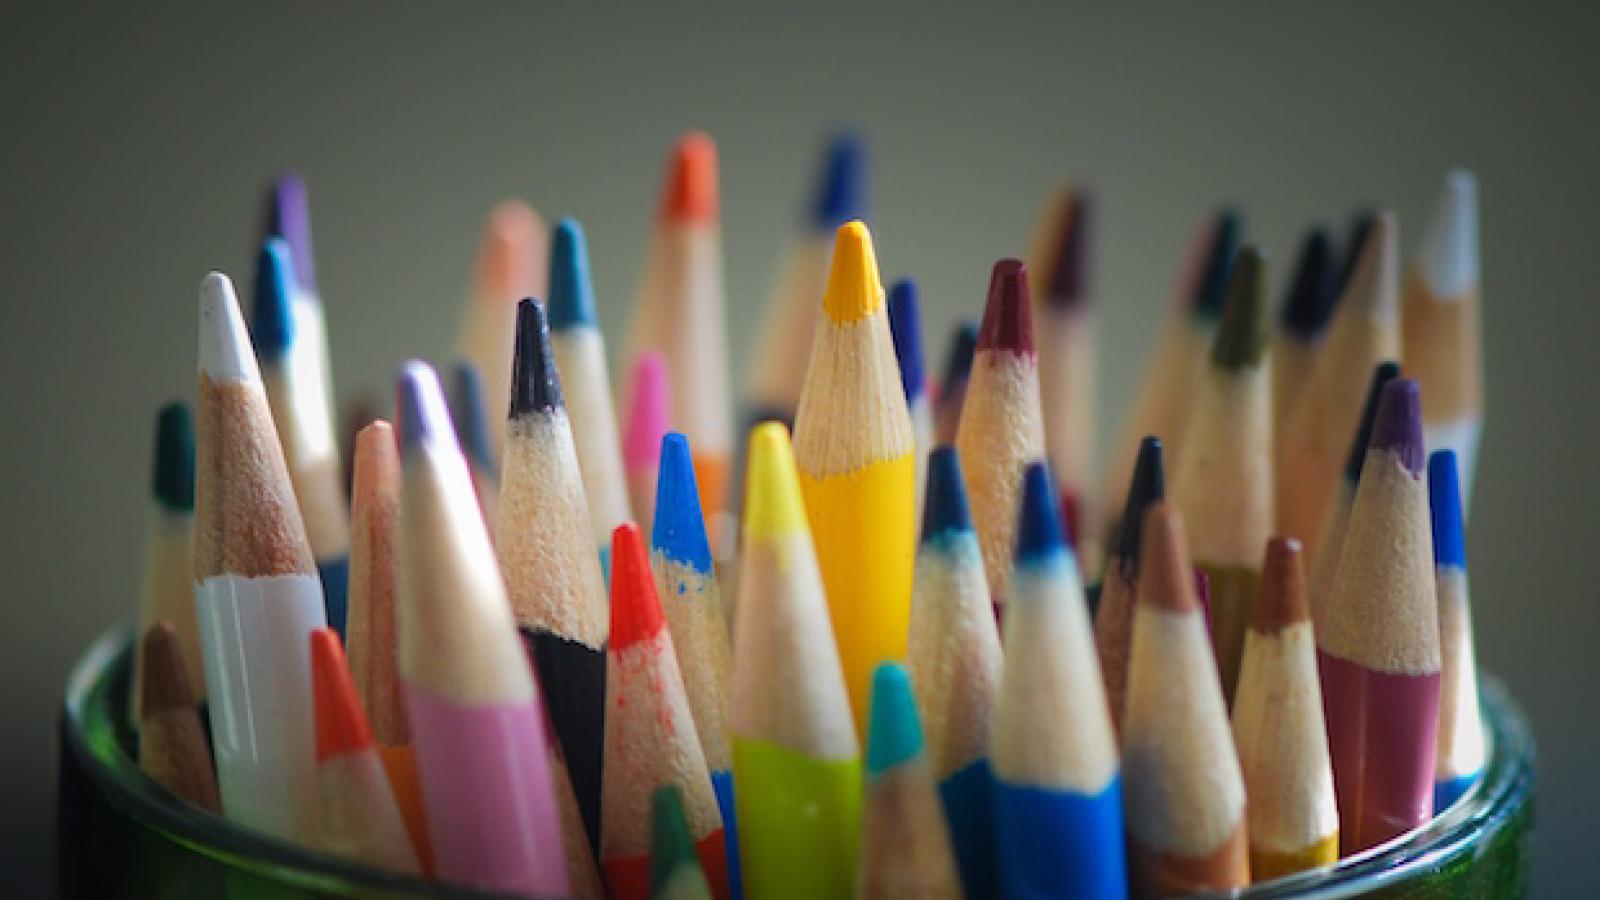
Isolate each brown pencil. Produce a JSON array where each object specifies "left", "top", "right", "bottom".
[{"left": 138, "top": 622, "right": 219, "bottom": 813}]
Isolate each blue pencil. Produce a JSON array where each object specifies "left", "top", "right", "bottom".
[
  {"left": 1429, "top": 450, "right": 1486, "bottom": 810},
  {"left": 993, "top": 462, "right": 1126, "bottom": 900},
  {"left": 887, "top": 278, "right": 932, "bottom": 521}
]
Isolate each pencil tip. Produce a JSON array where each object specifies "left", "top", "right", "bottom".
[
  {"left": 821, "top": 220, "right": 886, "bottom": 322},
  {"left": 395, "top": 359, "right": 453, "bottom": 456},
  {"left": 311, "top": 629, "right": 373, "bottom": 761},
  {"left": 510, "top": 298, "right": 563, "bottom": 417},
  {"left": 623, "top": 352, "right": 671, "bottom": 470},
  {"left": 865, "top": 663, "right": 924, "bottom": 776},
  {"left": 1045, "top": 189, "right": 1092, "bottom": 307},
  {"left": 743, "top": 422, "right": 809, "bottom": 540},
  {"left": 1343, "top": 210, "right": 1400, "bottom": 317},
  {"left": 649, "top": 786, "right": 704, "bottom": 893},
  {"left": 1369, "top": 378, "right": 1425, "bottom": 475},
  {"left": 1016, "top": 460, "right": 1070, "bottom": 563},
  {"left": 810, "top": 131, "right": 868, "bottom": 229},
  {"left": 1417, "top": 169, "right": 1480, "bottom": 297},
  {"left": 139, "top": 622, "right": 196, "bottom": 718},
  {"left": 1191, "top": 208, "right": 1243, "bottom": 317},
  {"left": 198, "top": 272, "right": 260, "bottom": 383},
  {"left": 1138, "top": 502, "right": 1198, "bottom": 614},
  {"left": 660, "top": 131, "right": 719, "bottom": 225},
  {"left": 448, "top": 361, "right": 493, "bottom": 468},
  {"left": 475, "top": 200, "right": 542, "bottom": 300},
  {"left": 652, "top": 433, "right": 713, "bottom": 572},
  {"left": 921, "top": 446, "right": 974, "bottom": 542},
  {"left": 152, "top": 402, "right": 195, "bottom": 512},
  {"left": 1211, "top": 246, "right": 1268, "bottom": 369},
  {"left": 1343, "top": 361, "right": 1403, "bottom": 484},
  {"left": 887, "top": 279, "right": 926, "bottom": 403},
  {"left": 1112, "top": 436, "right": 1165, "bottom": 569},
  {"left": 1428, "top": 450, "right": 1467, "bottom": 569},
  {"left": 1253, "top": 537, "right": 1309, "bottom": 633},
  {"left": 610, "top": 522, "right": 667, "bottom": 650},
  {"left": 978, "top": 259, "right": 1035, "bottom": 354},
  {"left": 250, "top": 239, "right": 297, "bottom": 359},
  {"left": 264, "top": 171, "right": 316, "bottom": 291},
  {"left": 352, "top": 419, "right": 398, "bottom": 508},
  {"left": 1280, "top": 228, "right": 1339, "bottom": 339},
  {"left": 546, "top": 218, "right": 597, "bottom": 331}
]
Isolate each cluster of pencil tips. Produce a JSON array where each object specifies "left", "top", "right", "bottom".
[{"left": 129, "top": 132, "right": 1487, "bottom": 900}]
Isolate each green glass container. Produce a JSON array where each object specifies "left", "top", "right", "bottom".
[{"left": 58, "top": 625, "right": 1534, "bottom": 898}]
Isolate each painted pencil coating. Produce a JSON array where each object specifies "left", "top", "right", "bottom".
[
  {"left": 1429, "top": 450, "right": 1485, "bottom": 811},
  {"left": 652, "top": 787, "right": 716, "bottom": 900}
]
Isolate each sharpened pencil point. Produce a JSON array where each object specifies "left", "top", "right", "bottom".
[
  {"left": 510, "top": 298, "right": 563, "bottom": 417},
  {"left": 449, "top": 361, "right": 493, "bottom": 469},
  {"left": 661, "top": 132, "right": 719, "bottom": 225},
  {"left": 1212, "top": 246, "right": 1268, "bottom": 369},
  {"left": 978, "top": 260, "right": 1035, "bottom": 354},
  {"left": 1418, "top": 170, "right": 1480, "bottom": 297},
  {"left": 652, "top": 433, "right": 714, "bottom": 572},
  {"left": 1192, "top": 209, "right": 1243, "bottom": 317},
  {"left": 811, "top": 132, "right": 868, "bottom": 229},
  {"left": 1139, "top": 502, "right": 1198, "bottom": 614},
  {"left": 1281, "top": 228, "right": 1339, "bottom": 338},
  {"left": 1429, "top": 450, "right": 1467, "bottom": 569},
  {"left": 140, "top": 622, "right": 196, "bottom": 717},
  {"left": 251, "top": 238, "right": 297, "bottom": 358},
  {"left": 743, "top": 422, "right": 808, "bottom": 539},
  {"left": 821, "top": 220, "right": 885, "bottom": 322},
  {"left": 312, "top": 629, "right": 373, "bottom": 762},
  {"left": 1045, "top": 190, "right": 1091, "bottom": 307},
  {"left": 1369, "top": 378, "right": 1425, "bottom": 475},
  {"left": 265, "top": 171, "right": 316, "bottom": 290},
  {"left": 610, "top": 523, "right": 667, "bottom": 651},
  {"left": 1253, "top": 537, "right": 1310, "bottom": 633},
  {"left": 547, "top": 218, "right": 597, "bottom": 331},
  {"left": 920, "top": 446, "right": 973, "bottom": 542},
  {"left": 198, "top": 272, "right": 259, "bottom": 383},
  {"left": 395, "top": 360, "right": 451, "bottom": 456},
  {"left": 1343, "top": 362, "right": 1403, "bottom": 484},
  {"left": 1112, "top": 436, "right": 1165, "bottom": 569},
  {"left": 1016, "top": 461, "right": 1068, "bottom": 563},
  {"left": 887, "top": 279, "right": 926, "bottom": 403},
  {"left": 152, "top": 402, "right": 195, "bottom": 513},
  {"left": 865, "top": 663, "right": 924, "bottom": 776}
]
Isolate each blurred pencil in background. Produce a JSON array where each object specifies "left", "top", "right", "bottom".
[
  {"left": 132, "top": 403, "right": 202, "bottom": 723},
  {"left": 1272, "top": 228, "right": 1340, "bottom": 424},
  {"left": 1094, "top": 436, "right": 1164, "bottom": 739},
  {"left": 138, "top": 622, "right": 219, "bottom": 814},
  {"left": 1428, "top": 450, "right": 1486, "bottom": 811},
  {"left": 932, "top": 321, "right": 979, "bottom": 445},
  {"left": 624, "top": 351, "right": 672, "bottom": 533},
  {"left": 887, "top": 279, "right": 932, "bottom": 521},
  {"left": 448, "top": 361, "right": 499, "bottom": 527}
]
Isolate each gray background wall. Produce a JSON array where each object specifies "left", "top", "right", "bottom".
[{"left": 4, "top": 2, "right": 1595, "bottom": 894}]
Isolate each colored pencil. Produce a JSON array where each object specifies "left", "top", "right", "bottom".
[
  {"left": 602, "top": 523, "right": 728, "bottom": 899},
  {"left": 932, "top": 321, "right": 979, "bottom": 446},
  {"left": 994, "top": 463, "right": 1127, "bottom": 900},
  {"left": 252, "top": 237, "right": 351, "bottom": 637},
  {"left": 1122, "top": 502, "right": 1249, "bottom": 896},
  {"left": 1093, "top": 435, "right": 1164, "bottom": 740},
  {"left": 1035, "top": 188, "right": 1099, "bottom": 556},
  {"left": 857, "top": 663, "right": 963, "bottom": 900},
  {"left": 339, "top": 391, "right": 382, "bottom": 500},
  {"left": 495, "top": 298, "right": 611, "bottom": 854},
  {"left": 395, "top": 360, "right": 569, "bottom": 895},
  {"left": 448, "top": 360, "right": 499, "bottom": 527},
  {"left": 1317, "top": 378, "right": 1441, "bottom": 853},
  {"left": 1231, "top": 538, "right": 1339, "bottom": 878},
  {"left": 1101, "top": 210, "right": 1240, "bottom": 524},
  {"left": 1277, "top": 212, "right": 1402, "bottom": 556},
  {"left": 1307, "top": 361, "right": 1401, "bottom": 622},
  {"left": 1171, "top": 246, "right": 1274, "bottom": 701},
  {"left": 262, "top": 172, "right": 339, "bottom": 461},
  {"left": 137, "top": 622, "right": 219, "bottom": 813},
  {"left": 906, "top": 447, "right": 1001, "bottom": 898},
  {"left": 651, "top": 432, "right": 740, "bottom": 900},
  {"left": 746, "top": 132, "right": 868, "bottom": 425},
  {"left": 957, "top": 259, "right": 1046, "bottom": 609},
  {"left": 310, "top": 628, "right": 420, "bottom": 873},
  {"left": 1405, "top": 171, "right": 1484, "bottom": 507},
  {"left": 549, "top": 728, "right": 610, "bottom": 900},
  {"left": 1428, "top": 450, "right": 1486, "bottom": 811},
  {"left": 624, "top": 351, "right": 672, "bottom": 533},
  {"left": 456, "top": 200, "right": 546, "bottom": 466},
  {"left": 1272, "top": 228, "right": 1340, "bottom": 424},
  {"left": 887, "top": 278, "right": 932, "bottom": 521},
  {"left": 792, "top": 220, "right": 917, "bottom": 731},
  {"left": 625, "top": 132, "right": 732, "bottom": 530},
  {"left": 132, "top": 403, "right": 202, "bottom": 721},
  {"left": 652, "top": 786, "right": 716, "bottom": 900},
  {"left": 730, "top": 423, "right": 861, "bottom": 900},
  {"left": 193, "top": 272, "right": 327, "bottom": 843},
  {"left": 1337, "top": 210, "right": 1377, "bottom": 296},
  {"left": 345, "top": 420, "right": 432, "bottom": 871},
  {"left": 550, "top": 217, "right": 633, "bottom": 557},
  {"left": 1023, "top": 185, "right": 1073, "bottom": 320}
]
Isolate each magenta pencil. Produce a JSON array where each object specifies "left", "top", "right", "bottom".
[{"left": 624, "top": 351, "right": 672, "bottom": 534}]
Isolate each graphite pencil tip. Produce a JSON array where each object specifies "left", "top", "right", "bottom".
[
  {"left": 395, "top": 359, "right": 452, "bottom": 456},
  {"left": 1417, "top": 169, "right": 1480, "bottom": 296},
  {"left": 1252, "top": 537, "right": 1310, "bottom": 633},
  {"left": 1111, "top": 436, "right": 1165, "bottom": 569},
  {"left": 920, "top": 446, "right": 973, "bottom": 542},
  {"left": 510, "top": 298, "right": 564, "bottom": 417},
  {"left": 610, "top": 522, "right": 667, "bottom": 651},
  {"left": 449, "top": 361, "right": 494, "bottom": 469},
  {"left": 250, "top": 238, "right": 297, "bottom": 359},
  {"left": 810, "top": 131, "right": 868, "bottom": 230},
  {"left": 978, "top": 259, "right": 1035, "bottom": 354},
  {"left": 1280, "top": 228, "right": 1339, "bottom": 339},
  {"left": 1211, "top": 245, "right": 1268, "bottom": 369},
  {"left": 1138, "top": 502, "right": 1199, "bottom": 614},
  {"left": 660, "top": 131, "right": 719, "bottom": 225},
  {"left": 264, "top": 171, "right": 316, "bottom": 290},
  {"left": 198, "top": 272, "right": 260, "bottom": 383},
  {"left": 140, "top": 621, "right": 197, "bottom": 717},
  {"left": 1191, "top": 208, "right": 1243, "bottom": 318},
  {"left": 887, "top": 279, "right": 926, "bottom": 404},
  {"left": 821, "top": 220, "right": 886, "bottom": 322},
  {"left": 650, "top": 786, "right": 705, "bottom": 894},
  {"left": 152, "top": 402, "right": 195, "bottom": 513},
  {"left": 547, "top": 218, "right": 597, "bottom": 331},
  {"left": 1369, "top": 377, "right": 1425, "bottom": 475},
  {"left": 311, "top": 628, "right": 373, "bottom": 762},
  {"left": 1342, "top": 361, "right": 1403, "bottom": 484},
  {"left": 938, "top": 321, "right": 980, "bottom": 393},
  {"left": 1016, "top": 460, "right": 1068, "bottom": 564},
  {"left": 865, "top": 663, "right": 924, "bottom": 777},
  {"left": 1428, "top": 450, "right": 1467, "bottom": 569},
  {"left": 652, "top": 433, "right": 714, "bottom": 572},
  {"left": 743, "top": 422, "right": 808, "bottom": 540},
  {"left": 1045, "top": 189, "right": 1092, "bottom": 308}
]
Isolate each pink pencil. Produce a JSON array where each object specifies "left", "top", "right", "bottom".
[{"left": 623, "top": 351, "right": 672, "bottom": 532}]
